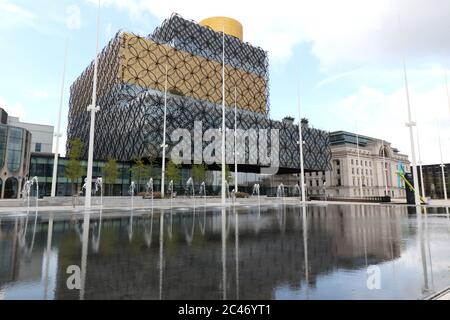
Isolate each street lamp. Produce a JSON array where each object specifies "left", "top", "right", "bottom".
[
  {"left": 402, "top": 58, "right": 421, "bottom": 207},
  {"left": 161, "top": 64, "right": 168, "bottom": 198},
  {"left": 355, "top": 127, "right": 363, "bottom": 199},
  {"left": 297, "top": 90, "right": 306, "bottom": 203},
  {"left": 437, "top": 119, "right": 448, "bottom": 201},
  {"left": 221, "top": 28, "right": 226, "bottom": 206},
  {"left": 234, "top": 87, "right": 238, "bottom": 193},
  {"left": 85, "top": 0, "right": 101, "bottom": 208},
  {"left": 51, "top": 40, "right": 68, "bottom": 197}
]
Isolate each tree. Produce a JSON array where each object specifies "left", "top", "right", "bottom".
[
  {"left": 301, "top": 118, "right": 309, "bottom": 127},
  {"left": 224, "top": 164, "right": 233, "bottom": 184},
  {"left": 146, "top": 143, "right": 159, "bottom": 164},
  {"left": 65, "top": 138, "right": 85, "bottom": 196},
  {"left": 146, "top": 144, "right": 159, "bottom": 180},
  {"left": 166, "top": 159, "right": 181, "bottom": 185},
  {"left": 192, "top": 163, "right": 207, "bottom": 186},
  {"left": 103, "top": 158, "right": 119, "bottom": 196},
  {"left": 130, "top": 158, "right": 148, "bottom": 193}
]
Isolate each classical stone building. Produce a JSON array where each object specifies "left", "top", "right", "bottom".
[{"left": 305, "top": 131, "right": 410, "bottom": 199}]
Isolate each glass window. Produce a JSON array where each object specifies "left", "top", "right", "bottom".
[
  {"left": 7, "top": 127, "right": 23, "bottom": 172},
  {"left": 4, "top": 177, "right": 18, "bottom": 198},
  {"left": 0, "top": 125, "right": 7, "bottom": 168},
  {"left": 35, "top": 143, "right": 42, "bottom": 152}
]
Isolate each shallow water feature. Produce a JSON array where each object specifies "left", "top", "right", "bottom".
[{"left": 0, "top": 204, "right": 449, "bottom": 300}]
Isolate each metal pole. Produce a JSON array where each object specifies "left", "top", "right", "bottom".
[
  {"left": 85, "top": 0, "right": 101, "bottom": 208},
  {"left": 297, "top": 90, "right": 306, "bottom": 202},
  {"left": 437, "top": 120, "right": 448, "bottom": 201},
  {"left": 51, "top": 40, "right": 68, "bottom": 197},
  {"left": 356, "top": 128, "right": 363, "bottom": 198},
  {"left": 221, "top": 28, "right": 226, "bottom": 206},
  {"left": 221, "top": 208, "right": 227, "bottom": 299},
  {"left": 416, "top": 120, "right": 426, "bottom": 199},
  {"left": 80, "top": 211, "right": 90, "bottom": 300},
  {"left": 402, "top": 58, "right": 421, "bottom": 207},
  {"left": 234, "top": 87, "right": 238, "bottom": 193},
  {"left": 445, "top": 69, "right": 450, "bottom": 117},
  {"left": 382, "top": 140, "right": 388, "bottom": 196},
  {"left": 161, "top": 64, "right": 168, "bottom": 198}
]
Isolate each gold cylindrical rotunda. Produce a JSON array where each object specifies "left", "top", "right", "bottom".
[{"left": 199, "top": 16, "right": 243, "bottom": 41}]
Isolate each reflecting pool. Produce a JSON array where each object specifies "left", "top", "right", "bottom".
[{"left": 0, "top": 204, "right": 449, "bottom": 300}]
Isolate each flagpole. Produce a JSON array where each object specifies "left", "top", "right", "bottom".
[
  {"left": 51, "top": 39, "right": 68, "bottom": 197},
  {"left": 161, "top": 64, "right": 168, "bottom": 198},
  {"left": 221, "top": 28, "right": 226, "bottom": 206},
  {"left": 85, "top": 0, "right": 101, "bottom": 208}
]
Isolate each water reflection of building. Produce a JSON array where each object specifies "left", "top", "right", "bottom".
[
  {"left": 46, "top": 206, "right": 403, "bottom": 299},
  {"left": 0, "top": 218, "right": 45, "bottom": 289}
]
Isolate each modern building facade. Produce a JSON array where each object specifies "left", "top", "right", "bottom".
[
  {"left": 7, "top": 113, "right": 53, "bottom": 154},
  {"left": 67, "top": 14, "right": 331, "bottom": 194},
  {"left": 417, "top": 163, "right": 450, "bottom": 199},
  {"left": 0, "top": 109, "right": 32, "bottom": 199},
  {"left": 29, "top": 153, "right": 131, "bottom": 197},
  {"left": 305, "top": 131, "right": 410, "bottom": 199}
]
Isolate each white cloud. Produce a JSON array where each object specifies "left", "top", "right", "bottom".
[
  {"left": 86, "top": 0, "right": 450, "bottom": 69},
  {"left": 25, "top": 89, "right": 49, "bottom": 99},
  {"left": 0, "top": 96, "right": 25, "bottom": 119},
  {"left": 0, "top": 0, "right": 35, "bottom": 30},
  {"left": 335, "top": 84, "right": 450, "bottom": 165},
  {"left": 66, "top": 5, "right": 81, "bottom": 30}
]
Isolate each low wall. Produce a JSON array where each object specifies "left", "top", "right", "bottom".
[{"left": 309, "top": 195, "right": 391, "bottom": 203}]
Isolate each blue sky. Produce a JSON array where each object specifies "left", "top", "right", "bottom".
[{"left": 1, "top": 0, "right": 450, "bottom": 164}]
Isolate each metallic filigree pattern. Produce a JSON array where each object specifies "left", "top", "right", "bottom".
[{"left": 67, "top": 13, "right": 331, "bottom": 172}]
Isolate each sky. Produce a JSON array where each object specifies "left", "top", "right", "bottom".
[{"left": 1, "top": 0, "right": 450, "bottom": 164}]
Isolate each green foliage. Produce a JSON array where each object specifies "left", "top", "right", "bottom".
[
  {"left": 166, "top": 159, "right": 181, "bottom": 183},
  {"left": 130, "top": 158, "right": 151, "bottom": 192},
  {"left": 146, "top": 143, "right": 159, "bottom": 164},
  {"left": 192, "top": 163, "right": 207, "bottom": 185},
  {"left": 65, "top": 138, "right": 85, "bottom": 195},
  {"left": 224, "top": 164, "right": 233, "bottom": 184},
  {"left": 103, "top": 158, "right": 119, "bottom": 195}
]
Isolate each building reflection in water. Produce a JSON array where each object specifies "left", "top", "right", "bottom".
[{"left": 0, "top": 204, "right": 449, "bottom": 300}]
